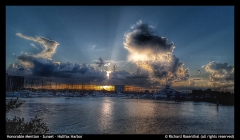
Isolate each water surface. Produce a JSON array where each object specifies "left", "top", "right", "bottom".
[{"left": 6, "top": 97, "right": 234, "bottom": 134}]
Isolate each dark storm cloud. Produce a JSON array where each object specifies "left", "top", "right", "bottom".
[
  {"left": 32, "top": 59, "right": 56, "bottom": 76},
  {"left": 106, "top": 68, "right": 159, "bottom": 87},
  {"left": 9, "top": 56, "right": 107, "bottom": 83},
  {"left": 124, "top": 20, "right": 175, "bottom": 54},
  {"left": 72, "top": 63, "right": 89, "bottom": 74}
]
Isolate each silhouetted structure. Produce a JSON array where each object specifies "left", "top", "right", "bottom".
[
  {"left": 114, "top": 85, "right": 125, "bottom": 93},
  {"left": 6, "top": 73, "right": 24, "bottom": 91},
  {"left": 191, "top": 89, "right": 234, "bottom": 105}
]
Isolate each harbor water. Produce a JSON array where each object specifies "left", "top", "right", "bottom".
[{"left": 6, "top": 97, "right": 234, "bottom": 134}]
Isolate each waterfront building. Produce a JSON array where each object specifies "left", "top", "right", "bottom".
[{"left": 114, "top": 85, "right": 125, "bottom": 93}]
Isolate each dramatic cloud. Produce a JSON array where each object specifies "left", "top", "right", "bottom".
[
  {"left": 17, "top": 54, "right": 37, "bottom": 68},
  {"left": 7, "top": 63, "right": 32, "bottom": 76},
  {"left": 202, "top": 61, "right": 234, "bottom": 91},
  {"left": 204, "top": 61, "right": 234, "bottom": 82},
  {"left": 123, "top": 20, "right": 189, "bottom": 84},
  {"left": 32, "top": 58, "right": 57, "bottom": 76},
  {"left": 7, "top": 60, "right": 107, "bottom": 84},
  {"left": 8, "top": 33, "right": 107, "bottom": 84},
  {"left": 107, "top": 68, "right": 159, "bottom": 87},
  {"left": 9, "top": 27, "right": 190, "bottom": 88},
  {"left": 124, "top": 20, "right": 175, "bottom": 57},
  {"left": 16, "top": 33, "right": 59, "bottom": 59}
]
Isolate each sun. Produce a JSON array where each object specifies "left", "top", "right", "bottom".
[{"left": 106, "top": 71, "right": 112, "bottom": 79}]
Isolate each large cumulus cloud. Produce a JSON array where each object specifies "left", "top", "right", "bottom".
[{"left": 124, "top": 20, "right": 190, "bottom": 84}]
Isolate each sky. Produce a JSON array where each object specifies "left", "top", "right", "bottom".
[{"left": 6, "top": 6, "right": 234, "bottom": 92}]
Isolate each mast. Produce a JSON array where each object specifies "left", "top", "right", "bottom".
[
  {"left": 31, "top": 80, "right": 33, "bottom": 92},
  {"left": 42, "top": 79, "right": 43, "bottom": 92},
  {"left": 50, "top": 79, "right": 52, "bottom": 91},
  {"left": 25, "top": 79, "right": 27, "bottom": 90},
  {"left": 10, "top": 78, "right": 12, "bottom": 92},
  {"left": 82, "top": 82, "right": 83, "bottom": 93}
]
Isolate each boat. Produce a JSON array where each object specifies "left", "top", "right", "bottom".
[
  {"left": 56, "top": 92, "right": 64, "bottom": 96},
  {"left": 6, "top": 91, "right": 20, "bottom": 97},
  {"left": 29, "top": 92, "right": 42, "bottom": 98},
  {"left": 110, "top": 93, "right": 117, "bottom": 97},
  {"left": 73, "top": 92, "right": 81, "bottom": 97},
  {"left": 140, "top": 94, "right": 149, "bottom": 99},
  {"left": 153, "top": 84, "right": 186, "bottom": 100},
  {"left": 116, "top": 92, "right": 126, "bottom": 97},
  {"left": 18, "top": 90, "right": 33, "bottom": 98},
  {"left": 84, "top": 93, "right": 91, "bottom": 97},
  {"left": 92, "top": 92, "right": 105, "bottom": 97}
]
